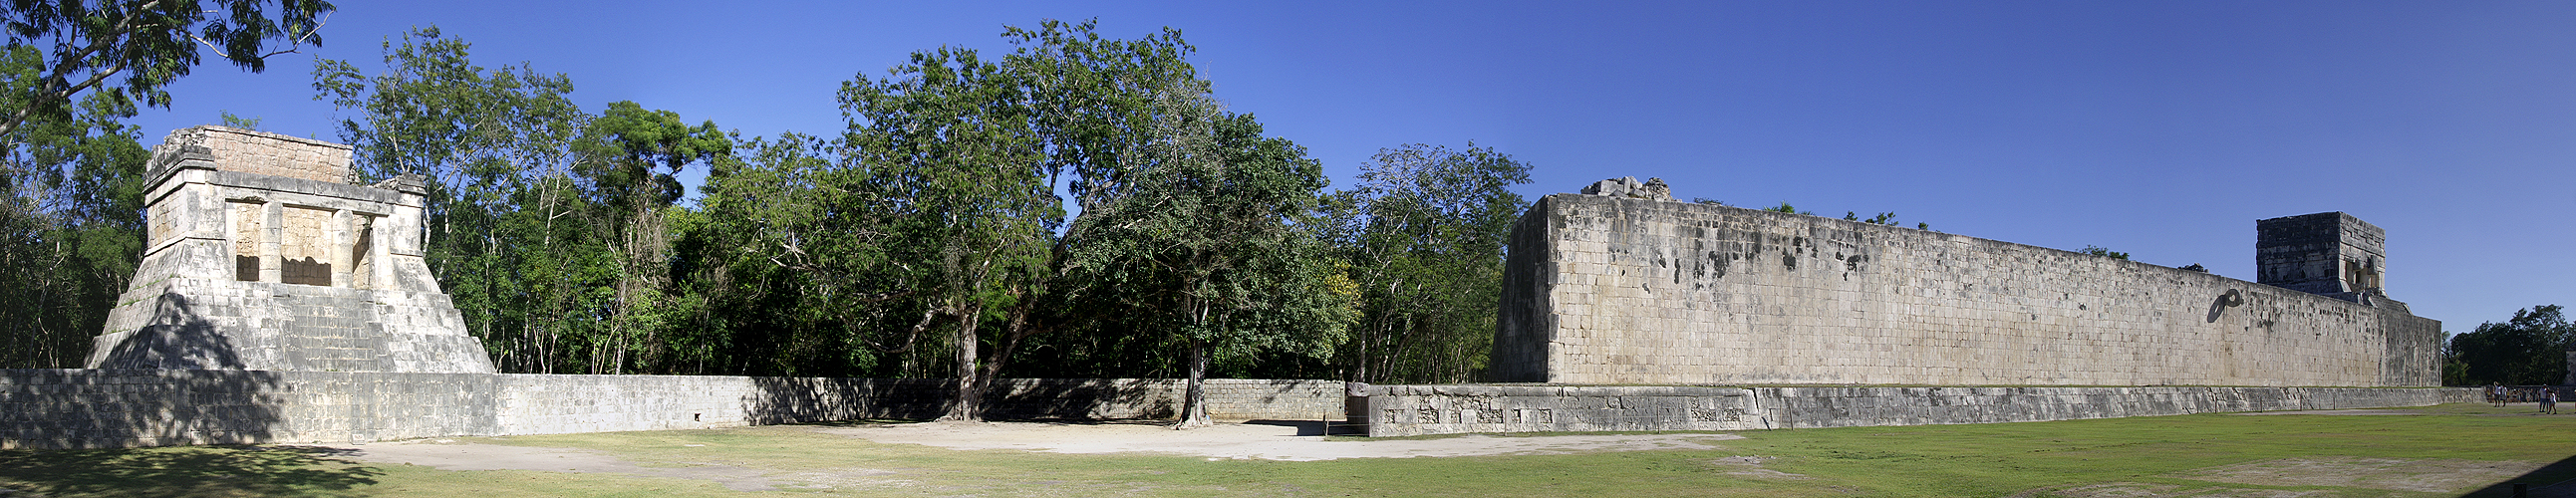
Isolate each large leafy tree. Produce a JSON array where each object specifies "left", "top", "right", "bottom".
[
  {"left": 1321, "top": 142, "right": 1530, "bottom": 383},
  {"left": 0, "top": 0, "right": 319, "bottom": 368},
  {"left": 1062, "top": 86, "right": 1352, "bottom": 427},
  {"left": 841, "top": 44, "right": 1055, "bottom": 421},
  {"left": 0, "top": 90, "right": 143, "bottom": 368},
  {"left": 0, "top": 0, "right": 332, "bottom": 139},
  {"left": 314, "top": 26, "right": 601, "bottom": 374},
  {"left": 2445, "top": 305, "right": 2574, "bottom": 385},
  {"left": 805, "top": 19, "right": 1225, "bottom": 419},
  {"left": 572, "top": 101, "right": 728, "bottom": 374},
  {"left": 679, "top": 132, "right": 917, "bottom": 376}
]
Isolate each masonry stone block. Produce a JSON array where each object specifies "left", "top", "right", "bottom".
[
  {"left": 86, "top": 126, "right": 493, "bottom": 374},
  {"left": 1494, "top": 193, "right": 2441, "bottom": 387}
]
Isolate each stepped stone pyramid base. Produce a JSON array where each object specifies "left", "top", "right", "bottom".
[{"left": 85, "top": 125, "right": 494, "bottom": 374}]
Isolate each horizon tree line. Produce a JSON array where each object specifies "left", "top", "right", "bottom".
[{"left": 0, "top": 14, "right": 1531, "bottom": 423}]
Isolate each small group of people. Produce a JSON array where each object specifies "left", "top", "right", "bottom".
[{"left": 2487, "top": 383, "right": 2561, "bottom": 414}]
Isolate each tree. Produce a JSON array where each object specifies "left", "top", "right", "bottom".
[
  {"left": 573, "top": 101, "right": 728, "bottom": 374},
  {"left": 0, "top": 0, "right": 327, "bottom": 368},
  {"left": 1062, "top": 86, "right": 1350, "bottom": 427},
  {"left": 0, "top": 0, "right": 332, "bottom": 139},
  {"left": 1321, "top": 142, "right": 1530, "bottom": 383},
  {"left": 841, "top": 42, "right": 1056, "bottom": 421},
  {"left": 0, "top": 89, "right": 144, "bottom": 368},
  {"left": 314, "top": 26, "right": 597, "bottom": 374},
  {"left": 2445, "top": 305, "right": 2573, "bottom": 385}
]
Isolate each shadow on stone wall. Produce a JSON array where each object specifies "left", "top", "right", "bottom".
[
  {"left": 737, "top": 377, "right": 1181, "bottom": 424},
  {"left": 10, "top": 293, "right": 289, "bottom": 448},
  {"left": 986, "top": 379, "right": 1173, "bottom": 420},
  {"left": 737, "top": 377, "right": 940, "bottom": 424},
  {"left": 93, "top": 293, "right": 240, "bottom": 370}
]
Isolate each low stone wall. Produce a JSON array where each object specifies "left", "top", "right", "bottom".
[
  {"left": 1362, "top": 384, "right": 2483, "bottom": 436},
  {"left": 0, "top": 370, "right": 1340, "bottom": 449}
]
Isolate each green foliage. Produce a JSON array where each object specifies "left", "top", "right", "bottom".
[
  {"left": 1061, "top": 85, "right": 1349, "bottom": 424},
  {"left": 217, "top": 110, "right": 260, "bottom": 129},
  {"left": 0, "top": 0, "right": 324, "bottom": 368},
  {"left": 0, "top": 90, "right": 147, "bottom": 368},
  {"left": 1767, "top": 201, "right": 1798, "bottom": 213},
  {"left": 315, "top": 26, "right": 631, "bottom": 374},
  {"left": 0, "top": 0, "right": 333, "bottom": 138},
  {"left": 2081, "top": 245, "right": 2130, "bottom": 260},
  {"left": 1321, "top": 142, "right": 1530, "bottom": 383},
  {"left": 4, "top": 19, "right": 1460, "bottom": 398},
  {"left": 2445, "top": 305, "right": 2574, "bottom": 385}
]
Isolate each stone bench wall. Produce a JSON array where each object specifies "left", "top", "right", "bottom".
[
  {"left": 0, "top": 370, "right": 1341, "bottom": 449},
  {"left": 1362, "top": 383, "right": 2483, "bottom": 436},
  {"left": 1496, "top": 194, "right": 2443, "bottom": 386}
]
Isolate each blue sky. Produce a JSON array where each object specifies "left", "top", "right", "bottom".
[{"left": 127, "top": 1, "right": 2573, "bottom": 334}]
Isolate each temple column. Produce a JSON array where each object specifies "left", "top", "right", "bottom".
[
  {"left": 259, "top": 201, "right": 283, "bottom": 283},
  {"left": 371, "top": 214, "right": 394, "bottom": 291},
  {"left": 332, "top": 209, "right": 353, "bottom": 287}
]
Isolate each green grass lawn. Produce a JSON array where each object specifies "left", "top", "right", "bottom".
[{"left": 4, "top": 403, "right": 2571, "bottom": 497}]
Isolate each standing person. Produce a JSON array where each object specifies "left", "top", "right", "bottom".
[
  {"left": 2546, "top": 388, "right": 2560, "bottom": 415},
  {"left": 2493, "top": 384, "right": 2508, "bottom": 407}
]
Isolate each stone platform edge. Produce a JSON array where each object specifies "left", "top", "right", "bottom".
[
  {"left": 0, "top": 370, "right": 1342, "bottom": 449},
  {"left": 1360, "top": 384, "right": 2483, "bottom": 436}
]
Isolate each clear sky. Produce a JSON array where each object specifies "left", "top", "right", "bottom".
[{"left": 126, "top": 1, "right": 2574, "bottom": 335}]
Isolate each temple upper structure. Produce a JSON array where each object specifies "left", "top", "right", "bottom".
[{"left": 86, "top": 125, "right": 494, "bottom": 373}]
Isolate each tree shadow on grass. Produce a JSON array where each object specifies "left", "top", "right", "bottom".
[
  {"left": 0, "top": 444, "right": 382, "bottom": 497},
  {"left": 2464, "top": 453, "right": 2576, "bottom": 497}
]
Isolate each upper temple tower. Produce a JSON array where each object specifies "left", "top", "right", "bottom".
[
  {"left": 2256, "top": 212, "right": 2392, "bottom": 304},
  {"left": 84, "top": 125, "right": 495, "bottom": 373}
]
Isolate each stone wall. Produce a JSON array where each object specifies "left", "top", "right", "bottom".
[
  {"left": 1494, "top": 194, "right": 2442, "bottom": 386},
  {"left": 0, "top": 370, "right": 1342, "bottom": 449},
  {"left": 1361, "top": 384, "right": 2481, "bottom": 437},
  {"left": 181, "top": 126, "right": 354, "bottom": 183}
]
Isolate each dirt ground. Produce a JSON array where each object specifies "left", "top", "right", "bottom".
[
  {"left": 321, "top": 420, "right": 1745, "bottom": 491},
  {"left": 817, "top": 419, "right": 1742, "bottom": 461},
  {"left": 315, "top": 415, "right": 2572, "bottom": 495}
]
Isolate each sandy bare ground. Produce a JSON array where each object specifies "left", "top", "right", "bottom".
[
  {"left": 319, "top": 420, "right": 1746, "bottom": 491},
  {"left": 819, "top": 419, "right": 1743, "bottom": 461},
  {"left": 317, "top": 439, "right": 833, "bottom": 492}
]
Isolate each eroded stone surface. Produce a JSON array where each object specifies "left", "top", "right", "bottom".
[
  {"left": 1494, "top": 193, "right": 2440, "bottom": 386},
  {"left": 85, "top": 125, "right": 492, "bottom": 374}
]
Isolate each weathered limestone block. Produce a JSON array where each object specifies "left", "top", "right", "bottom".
[{"left": 1494, "top": 190, "right": 2440, "bottom": 387}]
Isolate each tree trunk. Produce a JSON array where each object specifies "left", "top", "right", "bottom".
[
  {"left": 1176, "top": 336, "right": 1211, "bottom": 428},
  {"left": 941, "top": 304, "right": 983, "bottom": 421}
]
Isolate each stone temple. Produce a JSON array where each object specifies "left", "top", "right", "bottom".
[
  {"left": 1493, "top": 182, "right": 2440, "bottom": 387},
  {"left": 85, "top": 125, "right": 493, "bottom": 373}
]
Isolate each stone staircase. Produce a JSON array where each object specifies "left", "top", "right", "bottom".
[{"left": 271, "top": 285, "right": 391, "bottom": 372}]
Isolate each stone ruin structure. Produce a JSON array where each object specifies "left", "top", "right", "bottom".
[
  {"left": 85, "top": 125, "right": 494, "bottom": 373},
  {"left": 1493, "top": 179, "right": 2440, "bottom": 387},
  {"left": 1580, "top": 175, "right": 1672, "bottom": 201}
]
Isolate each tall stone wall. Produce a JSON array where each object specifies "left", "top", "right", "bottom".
[
  {"left": 1494, "top": 194, "right": 2441, "bottom": 386},
  {"left": 1361, "top": 384, "right": 2479, "bottom": 437},
  {"left": 0, "top": 371, "right": 1342, "bottom": 449}
]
